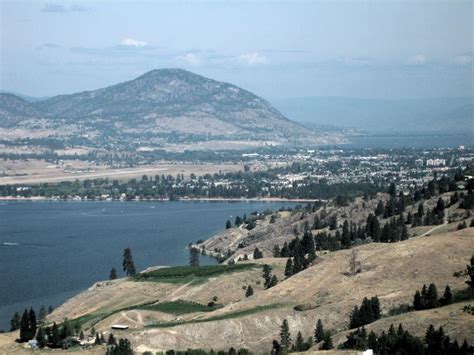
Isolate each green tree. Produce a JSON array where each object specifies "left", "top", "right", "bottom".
[
  {"left": 110, "top": 267, "right": 117, "bottom": 280},
  {"left": 262, "top": 265, "right": 273, "bottom": 288},
  {"left": 320, "top": 333, "right": 334, "bottom": 350},
  {"left": 19, "top": 309, "right": 31, "bottom": 342},
  {"left": 106, "top": 338, "right": 134, "bottom": 355},
  {"left": 314, "top": 319, "right": 325, "bottom": 343},
  {"left": 293, "top": 331, "right": 305, "bottom": 351},
  {"left": 268, "top": 275, "right": 278, "bottom": 288},
  {"left": 245, "top": 285, "right": 254, "bottom": 297},
  {"left": 189, "top": 247, "right": 200, "bottom": 267},
  {"left": 284, "top": 258, "right": 293, "bottom": 278},
  {"left": 279, "top": 319, "right": 291, "bottom": 350},
  {"left": 425, "top": 283, "right": 439, "bottom": 309},
  {"left": 413, "top": 290, "right": 423, "bottom": 310},
  {"left": 50, "top": 322, "right": 61, "bottom": 348},
  {"left": 341, "top": 220, "right": 351, "bottom": 248},
  {"left": 28, "top": 308, "right": 37, "bottom": 342},
  {"left": 466, "top": 255, "right": 474, "bottom": 288},
  {"left": 253, "top": 247, "right": 263, "bottom": 259},
  {"left": 226, "top": 220, "right": 232, "bottom": 229},
  {"left": 38, "top": 305, "right": 47, "bottom": 326},
  {"left": 60, "top": 317, "right": 73, "bottom": 339},
  {"left": 108, "top": 333, "right": 117, "bottom": 345},
  {"left": 272, "top": 244, "right": 281, "bottom": 257},
  {"left": 10, "top": 312, "right": 20, "bottom": 331},
  {"left": 440, "top": 285, "right": 453, "bottom": 306},
  {"left": 36, "top": 327, "right": 46, "bottom": 348},
  {"left": 122, "top": 248, "right": 136, "bottom": 276},
  {"left": 418, "top": 203, "right": 424, "bottom": 218}
]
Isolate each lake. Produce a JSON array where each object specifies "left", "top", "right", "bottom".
[
  {"left": 0, "top": 200, "right": 297, "bottom": 330},
  {"left": 342, "top": 133, "right": 473, "bottom": 149}
]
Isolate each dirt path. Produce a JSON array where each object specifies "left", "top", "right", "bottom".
[
  {"left": 419, "top": 209, "right": 449, "bottom": 237},
  {"left": 164, "top": 282, "right": 193, "bottom": 302},
  {"left": 120, "top": 310, "right": 144, "bottom": 325}
]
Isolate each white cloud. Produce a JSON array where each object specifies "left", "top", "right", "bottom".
[
  {"left": 454, "top": 55, "right": 472, "bottom": 65},
  {"left": 176, "top": 53, "right": 201, "bottom": 66},
  {"left": 41, "top": 3, "right": 87, "bottom": 13},
  {"left": 237, "top": 52, "right": 268, "bottom": 66},
  {"left": 408, "top": 54, "right": 427, "bottom": 65},
  {"left": 120, "top": 38, "right": 148, "bottom": 47}
]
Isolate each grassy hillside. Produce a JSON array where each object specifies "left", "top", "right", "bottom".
[{"left": 2, "top": 229, "right": 469, "bottom": 354}]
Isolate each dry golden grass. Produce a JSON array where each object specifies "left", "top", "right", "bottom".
[{"left": 2, "top": 229, "right": 472, "bottom": 353}]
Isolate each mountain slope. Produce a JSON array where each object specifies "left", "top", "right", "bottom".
[
  {"left": 0, "top": 93, "right": 43, "bottom": 127},
  {"left": 1, "top": 69, "right": 344, "bottom": 148},
  {"left": 31, "top": 69, "right": 315, "bottom": 140}
]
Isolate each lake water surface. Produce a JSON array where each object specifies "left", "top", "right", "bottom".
[{"left": 0, "top": 200, "right": 296, "bottom": 330}]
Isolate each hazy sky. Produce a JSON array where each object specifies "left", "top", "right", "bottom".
[{"left": 0, "top": 0, "right": 472, "bottom": 99}]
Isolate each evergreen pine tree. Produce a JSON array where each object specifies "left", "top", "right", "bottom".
[
  {"left": 375, "top": 201, "right": 384, "bottom": 216},
  {"left": 292, "top": 253, "right": 304, "bottom": 274},
  {"left": 279, "top": 242, "right": 289, "bottom": 257},
  {"left": 253, "top": 247, "right": 263, "bottom": 259},
  {"left": 50, "top": 322, "right": 61, "bottom": 348},
  {"left": 426, "top": 283, "right": 439, "bottom": 309},
  {"left": 36, "top": 327, "right": 46, "bottom": 348},
  {"left": 272, "top": 245, "right": 281, "bottom": 257},
  {"left": 28, "top": 308, "right": 37, "bottom": 341},
  {"left": 413, "top": 290, "right": 423, "bottom": 310},
  {"left": 19, "top": 309, "right": 29, "bottom": 342},
  {"left": 320, "top": 333, "right": 334, "bottom": 350},
  {"left": 122, "top": 248, "right": 136, "bottom": 276},
  {"left": 107, "top": 333, "right": 117, "bottom": 345},
  {"left": 314, "top": 319, "right": 325, "bottom": 343},
  {"left": 189, "top": 247, "right": 200, "bottom": 267},
  {"left": 38, "top": 305, "right": 47, "bottom": 326},
  {"left": 284, "top": 258, "right": 293, "bottom": 278},
  {"left": 110, "top": 267, "right": 117, "bottom": 280},
  {"left": 268, "top": 275, "right": 278, "bottom": 288},
  {"left": 294, "top": 331, "right": 305, "bottom": 351},
  {"left": 106, "top": 338, "right": 132, "bottom": 355},
  {"left": 440, "top": 285, "right": 453, "bottom": 306},
  {"left": 279, "top": 319, "right": 291, "bottom": 350},
  {"left": 418, "top": 203, "right": 424, "bottom": 218},
  {"left": 262, "top": 264, "right": 272, "bottom": 288},
  {"left": 245, "top": 285, "right": 254, "bottom": 297},
  {"left": 10, "top": 312, "right": 20, "bottom": 331},
  {"left": 466, "top": 255, "right": 474, "bottom": 288},
  {"left": 341, "top": 220, "right": 351, "bottom": 248},
  {"left": 226, "top": 220, "right": 232, "bottom": 229}
]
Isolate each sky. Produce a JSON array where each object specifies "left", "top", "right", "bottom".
[{"left": 0, "top": 0, "right": 472, "bottom": 100}]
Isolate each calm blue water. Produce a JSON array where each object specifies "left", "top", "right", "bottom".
[
  {"left": 0, "top": 200, "right": 296, "bottom": 330},
  {"left": 343, "top": 133, "right": 473, "bottom": 149}
]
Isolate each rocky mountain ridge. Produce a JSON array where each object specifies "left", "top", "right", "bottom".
[{"left": 0, "top": 69, "right": 344, "bottom": 149}]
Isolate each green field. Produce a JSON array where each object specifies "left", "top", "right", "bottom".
[
  {"left": 147, "top": 303, "right": 283, "bottom": 328},
  {"left": 138, "top": 300, "right": 221, "bottom": 315},
  {"left": 134, "top": 263, "right": 258, "bottom": 284}
]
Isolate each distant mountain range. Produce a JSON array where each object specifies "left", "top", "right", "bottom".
[
  {"left": 0, "top": 69, "right": 341, "bottom": 149},
  {"left": 272, "top": 96, "right": 473, "bottom": 134}
]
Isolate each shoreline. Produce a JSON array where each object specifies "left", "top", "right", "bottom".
[{"left": 0, "top": 196, "right": 320, "bottom": 203}]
